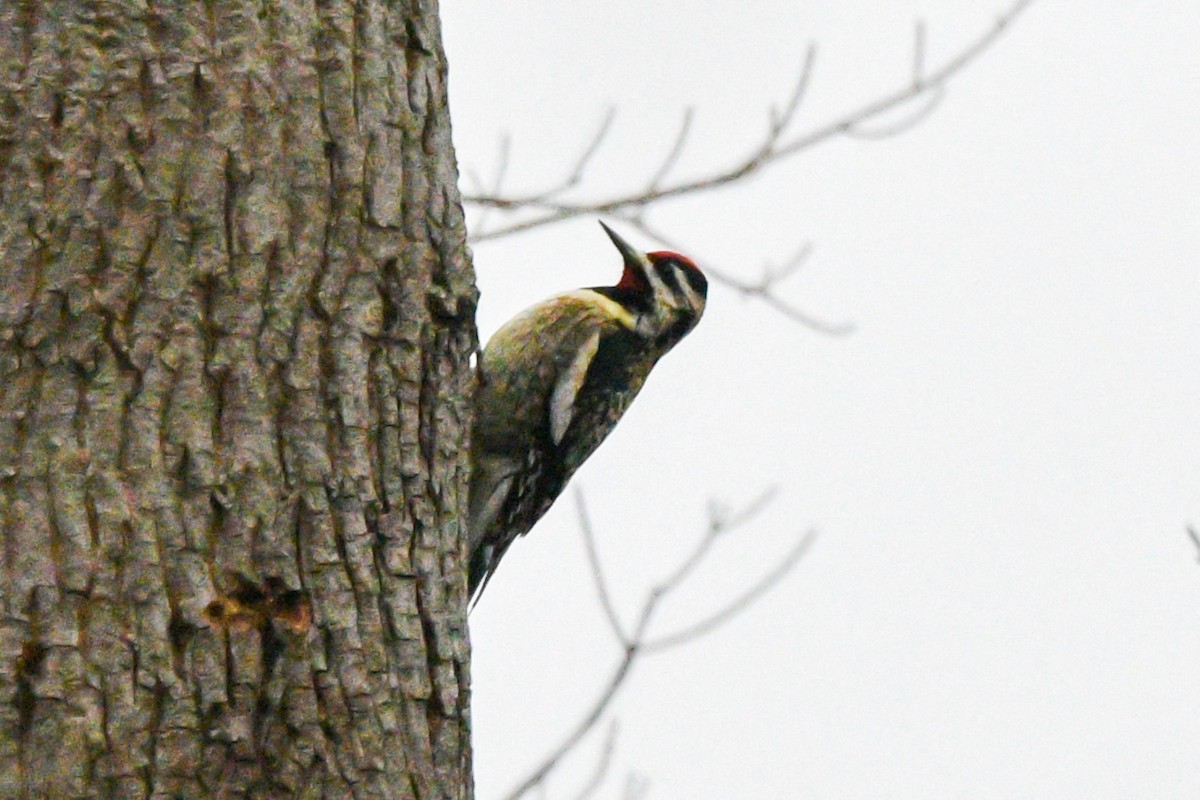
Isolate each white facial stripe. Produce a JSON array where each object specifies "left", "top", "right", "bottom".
[
  {"left": 675, "top": 267, "right": 706, "bottom": 315},
  {"left": 642, "top": 256, "right": 674, "bottom": 303},
  {"left": 656, "top": 262, "right": 705, "bottom": 316}
]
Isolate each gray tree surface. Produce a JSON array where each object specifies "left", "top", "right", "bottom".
[{"left": 0, "top": 2, "right": 476, "bottom": 798}]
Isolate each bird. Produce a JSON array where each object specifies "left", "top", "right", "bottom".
[{"left": 467, "top": 221, "right": 708, "bottom": 604}]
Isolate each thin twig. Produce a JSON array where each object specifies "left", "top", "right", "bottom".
[
  {"left": 752, "top": 291, "right": 856, "bottom": 336},
  {"left": 474, "top": 134, "right": 512, "bottom": 232},
  {"left": 577, "top": 489, "right": 630, "bottom": 646},
  {"left": 769, "top": 43, "right": 817, "bottom": 140},
  {"left": 843, "top": 87, "right": 945, "bottom": 140},
  {"left": 569, "top": 721, "right": 620, "bottom": 800},
  {"left": 502, "top": 489, "right": 812, "bottom": 800},
  {"left": 644, "top": 530, "right": 817, "bottom": 652},
  {"left": 1187, "top": 525, "right": 1200, "bottom": 562},
  {"left": 762, "top": 242, "right": 815, "bottom": 287},
  {"left": 464, "top": 0, "right": 1034, "bottom": 241},
  {"left": 710, "top": 485, "right": 780, "bottom": 532},
  {"left": 645, "top": 108, "right": 695, "bottom": 196},
  {"left": 477, "top": 109, "right": 617, "bottom": 209},
  {"left": 913, "top": 20, "right": 927, "bottom": 85},
  {"left": 647, "top": 485, "right": 775, "bottom": 597},
  {"left": 498, "top": 622, "right": 648, "bottom": 800},
  {"left": 557, "top": 108, "right": 618, "bottom": 198}
]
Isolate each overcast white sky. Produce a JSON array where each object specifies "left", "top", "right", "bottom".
[{"left": 442, "top": 2, "right": 1200, "bottom": 797}]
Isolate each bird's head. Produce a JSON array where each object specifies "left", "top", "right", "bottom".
[{"left": 599, "top": 221, "right": 708, "bottom": 346}]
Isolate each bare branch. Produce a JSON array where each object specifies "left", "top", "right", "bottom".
[
  {"left": 568, "top": 721, "right": 620, "bottom": 800},
  {"left": 498, "top": 632, "right": 644, "bottom": 800},
  {"left": 751, "top": 291, "right": 856, "bottom": 336},
  {"left": 645, "top": 107, "right": 695, "bottom": 197},
  {"left": 705, "top": 486, "right": 780, "bottom": 538},
  {"left": 464, "top": 0, "right": 1034, "bottom": 241},
  {"left": 1187, "top": 524, "right": 1200, "bottom": 562},
  {"left": 913, "top": 20, "right": 927, "bottom": 85},
  {"left": 768, "top": 0, "right": 1032, "bottom": 163},
  {"left": 653, "top": 485, "right": 781, "bottom": 592},
  {"left": 493, "top": 134, "right": 512, "bottom": 195},
  {"left": 472, "top": 134, "right": 512, "bottom": 232},
  {"left": 769, "top": 43, "right": 817, "bottom": 141},
  {"left": 842, "top": 86, "right": 945, "bottom": 140},
  {"left": 465, "top": 168, "right": 487, "bottom": 197},
  {"left": 476, "top": 108, "right": 617, "bottom": 211},
  {"left": 502, "top": 489, "right": 812, "bottom": 800},
  {"left": 644, "top": 529, "right": 817, "bottom": 652},
  {"left": 558, "top": 107, "right": 618, "bottom": 197},
  {"left": 765, "top": 241, "right": 816, "bottom": 285},
  {"left": 577, "top": 489, "right": 630, "bottom": 647}
]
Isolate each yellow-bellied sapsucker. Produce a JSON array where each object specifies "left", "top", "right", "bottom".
[{"left": 468, "top": 222, "right": 708, "bottom": 603}]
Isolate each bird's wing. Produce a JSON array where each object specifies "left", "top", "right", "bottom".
[{"left": 549, "top": 329, "right": 600, "bottom": 446}]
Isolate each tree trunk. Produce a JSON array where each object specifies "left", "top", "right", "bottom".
[{"left": 0, "top": 1, "right": 476, "bottom": 798}]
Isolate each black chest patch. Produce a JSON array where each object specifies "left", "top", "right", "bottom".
[{"left": 543, "top": 326, "right": 651, "bottom": 492}]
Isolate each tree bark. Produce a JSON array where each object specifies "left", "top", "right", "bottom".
[{"left": 0, "top": 1, "right": 476, "bottom": 798}]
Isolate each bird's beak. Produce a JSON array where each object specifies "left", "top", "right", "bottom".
[{"left": 599, "top": 221, "right": 652, "bottom": 274}]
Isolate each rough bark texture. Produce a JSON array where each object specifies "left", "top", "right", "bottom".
[{"left": 0, "top": 1, "right": 477, "bottom": 798}]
